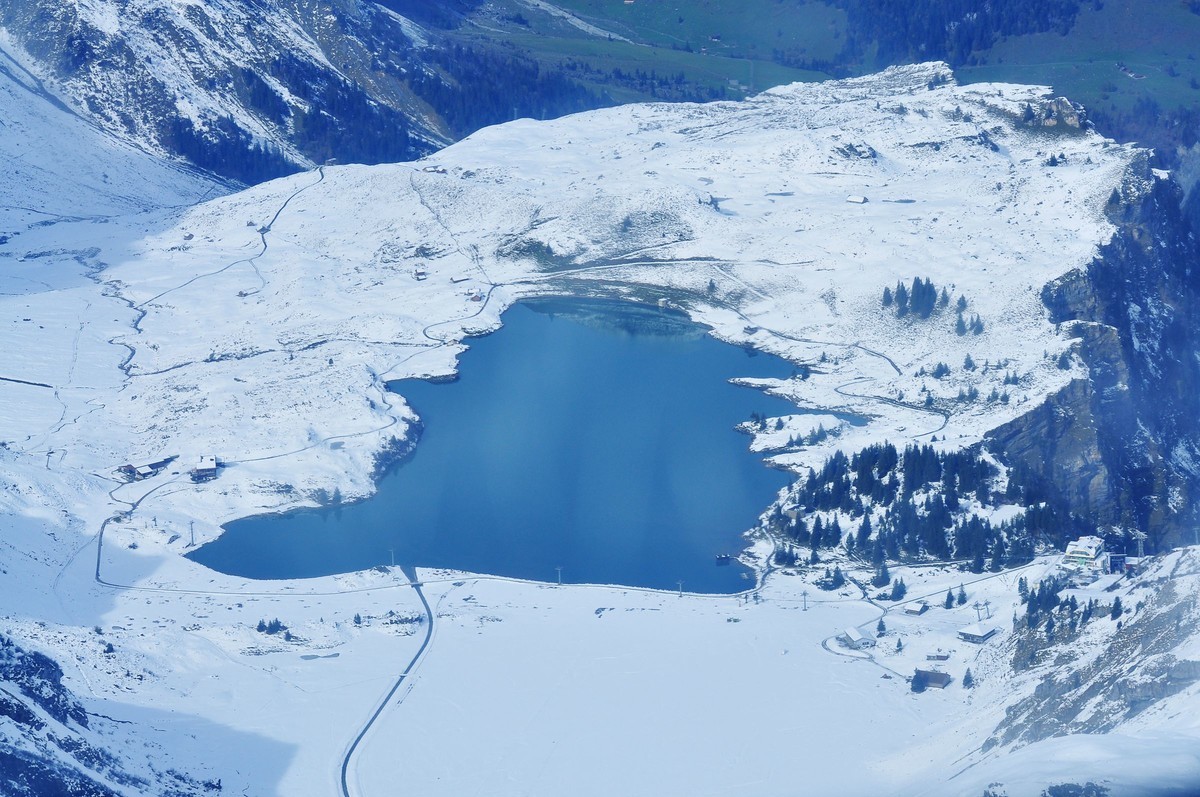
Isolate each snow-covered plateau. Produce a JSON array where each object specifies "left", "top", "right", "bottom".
[{"left": 2, "top": 60, "right": 1199, "bottom": 796}]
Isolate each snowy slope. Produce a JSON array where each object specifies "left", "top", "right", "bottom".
[
  {"left": 0, "top": 0, "right": 443, "bottom": 177},
  {"left": 3, "top": 63, "right": 1198, "bottom": 796},
  {"left": 0, "top": 46, "right": 220, "bottom": 236}
]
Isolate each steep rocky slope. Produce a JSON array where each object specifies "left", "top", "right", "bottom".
[
  {"left": 0, "top": 634, "right": 218, "bottom": 796},
  {"left": 0, "top": 0, "right": 603, "bottom": 183},
  {"left": 0, "top": 0, "right": 436, "bottom": 181},
  {"left": 996, "top": 171, "right": 1200, "bottom": 551}
]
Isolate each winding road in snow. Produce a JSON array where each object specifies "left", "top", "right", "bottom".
[{"left": 339, "top": 572, "right": 436, "bottom": 797}]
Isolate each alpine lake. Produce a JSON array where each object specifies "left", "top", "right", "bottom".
[{"left": 189, "top": 298, "right": 804, "bottom": 593}]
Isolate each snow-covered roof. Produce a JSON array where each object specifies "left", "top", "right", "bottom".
[
  {"left": 1065, "top": 536, "right": 1105, "bottom": 558},
  {"left": 957, "top": 623, "right": 999, "bottom": 639}
]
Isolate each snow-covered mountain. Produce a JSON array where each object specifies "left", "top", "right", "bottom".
[
  {"left": 0, "top": 48, "right": 222, "bottom": 236},
  {"left": 0, "top": 0, "right": 607, "bottom": 184},
  {"left": 0, "top": 0, "right": 447, "bottom": 181},
  {"left": 3, "top": 61, "right": 1200, "bottom": 795}
]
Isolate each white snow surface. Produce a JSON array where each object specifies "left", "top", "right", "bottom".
[
  {"left": 0, "top": 42, "right": 220, "bottom": 232},
  {"left": 4, "top": 62, "right": 1197, "bottom": 796}
]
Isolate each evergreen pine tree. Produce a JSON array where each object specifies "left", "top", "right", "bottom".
[
  {"left": 957, "top": 584, "right": 967, "bottom": 605},
  {"left": 872, "top": 559, "right": 891, "bottom": 588},
  {"left": 876, "top": 617, "right": 887, "bottom": 637},
  {"left": 989, "top": 539, "right": 1005, "bottom": 572},
  {"left": 944, "top": 588, "right": 955, "bottom": 609},
  {"left": 895, "top": 637, "right": 903, "bottom": 652},
  {"left": 962, "top": 668, "right": 975, "bottom": 688},
  {"left": 857, "top": 515, "right": 873, "bottom": 549},
  {"left": 829, "top": 515, "right": 843, "bottom": 545},
  {"left": 970, "top": 547, "right": 985, "bottom": 573},
  {"left": 882, "top": 286, "right": 894, "bottom": 306},
  {"left": 1110, "top": 596, "right": 1123, "bottom": 620}
]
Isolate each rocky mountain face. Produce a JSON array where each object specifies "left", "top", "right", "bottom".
[
  {"left": 992, "top": 162, "right": 1200, "bottom": 552},
  {"left": 0, "top": 0, "right": 601, "bottom": 184},
  {"left": 0, "top": 634, "right": 215, "bottom": 797},
  {"left": 0, "top": 0, "right": 433, "bottom": 182}
]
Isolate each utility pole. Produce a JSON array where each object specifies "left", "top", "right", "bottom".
[
  {"left": 983, "top": 599, "right": 992, "bottom": 619},
  {"left": 556, "top": 566, "right": 562, "bottom": 586},
  {"left": 189, "top": 521, "right": 194, "bottom": 547},
  {"left": 972, "top": 601, "right": 984, "bottom": 622},
  {"left": 801, "top": 589, "right": 809, "bottom": 611},
  {"left": 677, "top": 580, "right": 684, "bottom": 597},
  {"left": 389, "top": 548, "right": 395, "bottom": 568}
]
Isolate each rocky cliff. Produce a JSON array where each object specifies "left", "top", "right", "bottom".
[{"left": 990, "top": 166, "right": 1200, "bottom": 552}]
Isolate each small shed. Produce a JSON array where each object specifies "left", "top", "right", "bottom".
[
  {"left": 957, "top": 623, "right": 999, "bottom": 644},
  {"left": 925, "top": 652, "right": 950, "bottom": 661},
  {"left": 838, "top": 626, "right": 876, "bottom": 650},
  {"left": 914, "top": 669, "right": 952, "bottom": 689},
  {"left": 904, "top": 601, "right": 929, "bottom": 616},
  {"left": 846, "top": 195, "right": 868, "bottom": 204}
]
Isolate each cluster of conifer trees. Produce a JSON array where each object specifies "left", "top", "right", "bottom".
[
  {"left": 882, "top": 276, "right": 945, "bottom": 319},
  {"left": 835, "top": 0, "right": 1083, "bottom": 67},
  {"left": 776, "top": 441, "right": 1070, "bottom": 572},
  {"left": 1010, "top": 574, "right": 1124, "bottom": 668},
  {"left": 410, "top": 44, "right": 602, "bottom": 138}
]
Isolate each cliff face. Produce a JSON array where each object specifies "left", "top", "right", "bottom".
[{"left": 990, "top": 169, "right": 1200, "bottom": 550}]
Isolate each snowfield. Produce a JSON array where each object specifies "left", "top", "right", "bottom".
[{"left": 3, "top": 60, "right": 1198, "bottom": 796}]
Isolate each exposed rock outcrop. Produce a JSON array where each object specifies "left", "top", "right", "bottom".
[{"left": 988, "top": 167, "right": 1200, "bottom": 551}]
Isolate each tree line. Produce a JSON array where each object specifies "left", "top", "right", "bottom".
[{"left": 774, "top": 441, "right": 1089, "bottom": 573}]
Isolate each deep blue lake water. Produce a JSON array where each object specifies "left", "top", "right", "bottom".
[{"left": 189, "top": 298, "right": 799, "bottom": 593}]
